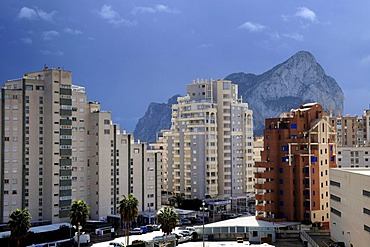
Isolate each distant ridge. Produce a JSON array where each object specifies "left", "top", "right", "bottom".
[
  {"left": 133, "top": 95, "right": 180, "bottom": 142},
  {"left": 134, "top": 51, "right": 344, "bottom": 142}
]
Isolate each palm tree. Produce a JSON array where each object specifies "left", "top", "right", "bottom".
[
  {"left": 68, "top": 200, "right": 90, "bottom": 247},
  {"left": 156, "top": 206, "right": 178, "bottom": 235},
  {"left": 8, "top": 208, "right": 32, "bottom": 247},
  {"left": 118, "top": 194, "right": 139, "bottom": 246},
  {"left": 170, "top": 193, "right": 184, "bottom": 208}
]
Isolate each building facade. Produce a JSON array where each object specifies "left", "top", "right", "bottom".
[
  {"left": 327, "top": 110, "right": 370, "bottom": 169},
  {"left": 255, "top": 103, "right": 336, "bottom": 226},
  {"left": 0, "top": 67, "right": 161, "bottom": 224},
  {"left": 327, "top": 109, "right": 370, "bottom": 147},
  {"left": 330, "top": 168, "right": 370, "bottom": 247},
  {"left": 337, "top": 146, "right": 370, "bottom": 168},
  {"left": 158, "top": 79, "right": 254, "bottom": 200}
]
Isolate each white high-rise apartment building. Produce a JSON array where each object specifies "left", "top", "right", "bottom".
[
  {"left": 330, "top": 168, "right": 370, "bottom": 246},
  {"left": 0, "top": 67, "right": 161, "bottom": 224},
  {"left": 159, "top": 79, "right": 254, "bottom": 200}
]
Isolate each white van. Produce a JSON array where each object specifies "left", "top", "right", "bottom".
[
  {"left": 185, "top": 227, "right": 195, "bottom": 233},
  {"left": 73, "top": 233, "right": 90, "bottom": 244}
]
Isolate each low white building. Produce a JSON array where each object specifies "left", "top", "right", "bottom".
[
  {"left": 330, "top": 168, "right": 370, "bottom": 246},
  {"left": 194, "top": 216, "right": 299, "bottom": 244}
]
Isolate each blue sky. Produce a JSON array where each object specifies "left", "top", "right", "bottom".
[{"left": 1, "top": 1, "right": 370, "bottom": 131}]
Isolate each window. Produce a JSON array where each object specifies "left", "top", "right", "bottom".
[
  {"left": 223, "top": 81, "right": 230, "bottom": 90},
  {"left": 331, "top": 207, "right": 341, "bottom": 217},
  {"left": 134, "top": 148, "right": 140, "bottom": 154},
  {"left": 363, "top": 190, "right": 370, "bottom": 197},
  {"left": 364, "top": 208, "right": 370, "bottom": 216},
  {"left": 330, "top": 180, "right": 341, "bottom": 187},
  {"left": 331, "top": 194, "right": 341, "bottom": 202},
  {"left": 364, "top": 224, "right": 370, "bottom": 233}
]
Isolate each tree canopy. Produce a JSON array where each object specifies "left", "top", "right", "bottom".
[
  {"left": 118, "top": 194, "right": 139, "bottom": 246},
  {"left": 68, "top": 200, "right": 90, "bottom": 227},
  {"left": 156, "top": 206, "right": 178, "bottom": 235},
  {"left": 8, "top": 208, "right": 32, "bottom": 247}
]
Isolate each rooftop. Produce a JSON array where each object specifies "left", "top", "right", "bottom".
[
  {"left": 332, "top": 167, "right": 370, "bottom": 176},
  {"left": 199, "top": 216, "right": 299, "bottom": 229}
]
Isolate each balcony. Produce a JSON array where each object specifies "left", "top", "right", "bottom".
[
  {"left": 255, "top": 192, "right": 274, "bottom": 201},
  {"left": 255, "top": 204, "right": 265, "bottom": 211},
  {"left": 264, "top": 203, "right": 275, "bottom": 212},
  {"left": 255, "top": 170, "right": 275, "bottom": 179},
  {"left": 254, "top": 183, "right": 264, "bottom": 190},
  {"left": 254, "top": 181, "right": 275, "bottom": 190}
]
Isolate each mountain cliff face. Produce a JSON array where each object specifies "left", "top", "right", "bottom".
[
  {"left": 134, "top": 51, "right": 344, "bottom": 142},
  {"left": 225, "top": 51, "right": 344, "bottom": 135},
  {"left": 133, "top": 95, "right": 180, "bottom": 142}
]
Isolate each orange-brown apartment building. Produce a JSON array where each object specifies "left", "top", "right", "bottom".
[{"left": 255, "top": 103, "right": 336, "bottom": 227}]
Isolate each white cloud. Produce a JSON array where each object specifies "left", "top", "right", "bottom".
[
  {"left": 132, "top": 5, "right": 179, "bottom": 15},
  {"left": 37, "top": 8, "right": 56, "bottom": 22},
  {"left": 18, "top": 7, "right": 56, "bottom": 22},
  {"left": 98, "top": 5, "right": 136, "bottom": 26},
  {"left": 40, "top": 50, "right": 64, "bottom": 56},
  {"left": 295, "top": 7, "right": 317, "bottom": 22},
  {"left": 42, "top": 30, "right": 60, "bottom": 41},
  {"left": 18, "top": 7, "right": 37, "bottom": 20},
  {"left": 238, "top": 22, "right": 266, "bottom": 32},
  {"left": 21, "top": 37, "right": 33, "bottom": 44},
  {"left": 282, "top": 32, "right": 304, "bottom": 41},
  {"left": 99, "top": 5, "right": 118, "bottom": 19},
  {"left": 64, "top": 28, "right": 82, "bottom": 35}
]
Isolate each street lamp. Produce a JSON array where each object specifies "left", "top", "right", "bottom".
[
  {"left": 200, "top": 201, "right": 208, "bottom": 247},
  {"left": 73, "top": 223, "right": 82, "bottom": 247}
]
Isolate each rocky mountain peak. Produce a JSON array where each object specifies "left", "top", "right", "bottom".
[{"left": 134, "top": 51, "right": 344, "bottom": 142}]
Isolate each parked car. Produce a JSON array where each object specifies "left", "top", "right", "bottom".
[
  {"left": 129, "top": 228, "right": 143, "bottom": 235},
  {"left": 185, "top": 227, "right": 197, "bottom": 240},
  {"left": 174, "top": 233, "right": 188, "bottom": 244},
  {"left": 236, "top": 237, "right": 243, "bottom": 243},
  {"left": 185, "top": 227, "right": 195, "bottom": 233},
  {"left": 180, "top": 218, "right": 192, "bottom": 225},
  {"left": 109, "top": 242, "right": 126, "bottom": 247},
  {"left": 73, "top": 233, "right": 90, "bottom": 245},
  {"left": 195, "top": 217, "right": 203, "bottom": 223},
  {"left": 179, "top": 230, "right": 192, "bottom": 241},
  {"left": 152, "top": 224, "right": 160, "bottom": 231},
  {"left": 146, "top": 225, "right": 153, "bottom": 232},
  {"left": 140, "top": 225, "right": 148, "bottom": 234},
  {"left": 229, "top": 214, "right": 238, "bottom": 219}
]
